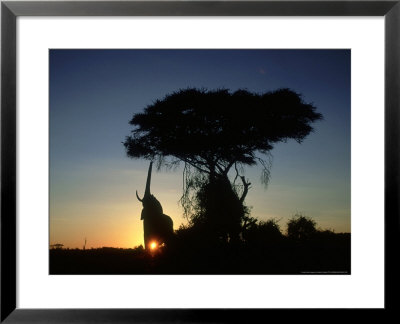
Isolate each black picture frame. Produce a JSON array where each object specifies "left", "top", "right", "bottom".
[{"left": 1, "top": 0, "right": 399, "bottom": 322}]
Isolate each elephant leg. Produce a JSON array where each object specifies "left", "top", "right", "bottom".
[{"left": 143, "top": 222, "right": 149, "bottom": 250}]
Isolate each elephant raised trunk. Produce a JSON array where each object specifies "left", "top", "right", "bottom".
[
  {"left": 136, "top": 162, "right": 174, "bottom": 250},
  {"left": 144, "top": 161, "right": 152, "bottom": 197},
  {"left": 136, "top": 161, "right": 153, "bottom": 203}
]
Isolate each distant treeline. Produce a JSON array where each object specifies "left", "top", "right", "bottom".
[{"left": 50, "top": 215, "right": 350, "bottom": 275}]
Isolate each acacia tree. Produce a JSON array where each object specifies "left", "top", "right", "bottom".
[{"left": 124, "top": 88, "right": 322, "bottom": 243}]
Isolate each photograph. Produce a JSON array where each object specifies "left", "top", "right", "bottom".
[{"left": 49, "top": 49, "right": 351, "bottom": 275}]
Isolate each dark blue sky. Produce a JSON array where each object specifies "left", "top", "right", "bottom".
[{"left": 49, "top": 49, "right": 350, "bottom": 248}]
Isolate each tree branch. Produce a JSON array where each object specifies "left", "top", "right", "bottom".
[
  {"left": 177, "top": 155, "right": 210, "bottom": 174},
  {"left": 239, "top": 175, "right": 251, "bottom": 203},
  {"left": 223, "top": 160, "right": 235, "bottom": 176}
]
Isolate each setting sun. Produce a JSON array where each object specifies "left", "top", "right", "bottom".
[{"left": 150, "top": 241, "right": 158, "bottom": 250}]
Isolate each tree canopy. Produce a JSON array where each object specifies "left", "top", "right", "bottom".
[{"left": 124, "top": 88, "right": 322, "bottom": 178}]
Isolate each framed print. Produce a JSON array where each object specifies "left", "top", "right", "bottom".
[{"left": 1, "top": 0, "right": 399, "bottom": 322}]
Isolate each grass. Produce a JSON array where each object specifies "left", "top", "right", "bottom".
[{"left": 50, "top": 232, "right": 350, "bottom": 275}]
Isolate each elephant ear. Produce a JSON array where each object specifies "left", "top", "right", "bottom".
[{"left": 141, "top": 209, "right": 145, "bottom": 220}]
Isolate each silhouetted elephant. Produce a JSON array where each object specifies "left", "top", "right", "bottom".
[{"left": 136, "top": 162, "right": 174, "bottom": 250}]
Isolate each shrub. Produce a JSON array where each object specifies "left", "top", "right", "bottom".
[
  {"left": 287, "top": 214, "right": 317, "bottom": 240},
  {"left": 244, "top": 218, "right": 284, "bottom": 245}
]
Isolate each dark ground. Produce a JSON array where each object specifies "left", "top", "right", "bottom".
[{"left": 50, "top": 233, "right": 350, "bottom": 275}]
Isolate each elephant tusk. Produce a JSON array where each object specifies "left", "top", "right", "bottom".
[{"left": 136, "top": 190, "right": 143, "bottom": 202}]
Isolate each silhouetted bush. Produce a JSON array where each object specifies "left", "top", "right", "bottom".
[
  {"left": 315, "top": 229, "right": 336, "bottom": 239},
  {"left": 287, "top": 214, "right": 317, "bottom": 240},
  {"left": 243, "top": 218, "right": 284, "bottom": 245},
  {"left": 189, "top": 175, "right": 245, "bottom": 244}
]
